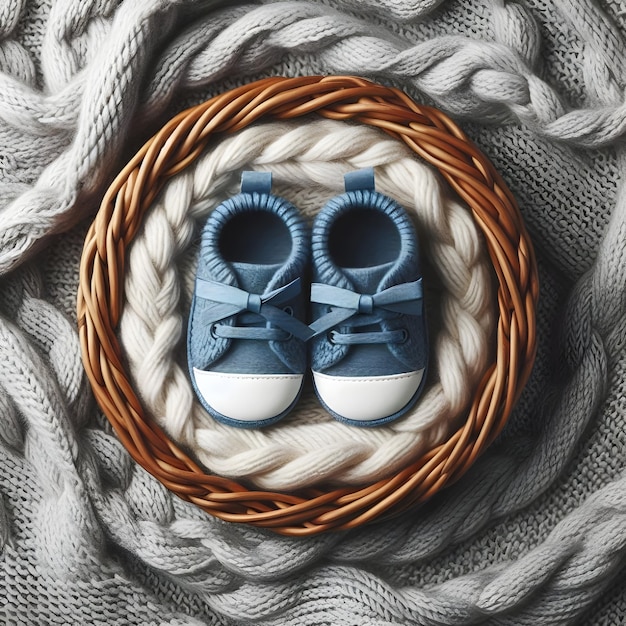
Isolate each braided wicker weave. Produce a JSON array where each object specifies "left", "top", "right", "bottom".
[{"left": 77, "top": 75, "right": 538, "bottom": 536}]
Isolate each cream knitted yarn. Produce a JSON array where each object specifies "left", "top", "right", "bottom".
[{"left": 118, "top": 119, "right": 494, "bottom": 489}]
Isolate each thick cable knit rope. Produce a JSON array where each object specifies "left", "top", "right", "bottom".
[
  {"left": 0, "top": 0, "right": 35, "bottom": 87},
  {"left": 118, "top": 118, "right": 494, "bottom": 488},
  {"left": 81, "top": 449, "right": 626, "bottom": 625},
  {"left": 0, "top": 268, "right": 105, "bottom": 578},
  {"left": 3, "top": 0, "right": 626, "bottom": 624},
  {"left": 0, "top": 0, "right": 180, "bottom": 273},
  {"left": 2, "top": 0, "right": 626, "bottom": 275},
  {"left": 141, "top": 0, "right": 626, "bottom": 146}
]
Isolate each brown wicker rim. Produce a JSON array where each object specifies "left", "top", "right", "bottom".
[{"left": 77, "top": 75, "right": 539, "bottom": 536}]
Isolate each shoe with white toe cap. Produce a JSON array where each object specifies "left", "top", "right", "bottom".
[
  {"left": 309, "top": 168, "right": 428, "bottom": 427},
  {"left": 187, "top": 171, "right": 312, "bottom": 428}
]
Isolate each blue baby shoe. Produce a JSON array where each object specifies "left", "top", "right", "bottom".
[
  {"left": 187, "top": 171, "right": 313, "bottom": 428},
  {"left": 309, "top": 168, "right": 428, "bottom": 426}
]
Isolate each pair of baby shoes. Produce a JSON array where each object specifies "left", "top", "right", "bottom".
[{"left": 187, "top": 168, "right": 428, "bottom": 428}]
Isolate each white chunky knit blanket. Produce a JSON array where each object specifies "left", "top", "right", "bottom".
[{"left": 2, "top": 1, "right": 626, "bottom": 624}]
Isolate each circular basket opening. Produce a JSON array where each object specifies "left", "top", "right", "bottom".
[{"left": 77, "top": 75, "right": 538, "bottom": 536}]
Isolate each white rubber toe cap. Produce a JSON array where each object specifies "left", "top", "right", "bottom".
[
  {"left": 192, "top": 368, "right": 303, "bottom": 423},
  {"left": 313, "top": 369, "right": 424, "bottom": 422}
]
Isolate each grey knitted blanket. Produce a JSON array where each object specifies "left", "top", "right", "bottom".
[{"left": 2, "top": 1, "right": 626, "bottom": 624}]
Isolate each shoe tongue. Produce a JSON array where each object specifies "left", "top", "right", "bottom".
[
  {"left": 341, "top": 262, "right": 394, "bottom": 294},
  {"left": 231, "top": 262, "right": 282, "bottom": 294}
]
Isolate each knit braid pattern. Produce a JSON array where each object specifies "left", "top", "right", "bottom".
[
  {"left": 2, "top": 0, "right": 626, "bottom": 624},
  {"left": 2, "top": 0, "right": 626, "bottom": 276},
  {"left": 118, "top": 119, "right": 494, "bottom": 488}
]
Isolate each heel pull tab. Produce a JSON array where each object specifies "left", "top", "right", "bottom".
[
  {"left": 344, "top": 168, "right": 375, "bottom": 192},
  {"left": 241, "top": 171, "right": 272, "bottom": 194}
]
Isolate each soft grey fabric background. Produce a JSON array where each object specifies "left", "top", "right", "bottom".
[{"left": 1, "top": 0, "right": 626, "bottom": 624}]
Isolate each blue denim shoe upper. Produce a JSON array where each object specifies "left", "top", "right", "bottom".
[
  {"left": 310, "top": 168, "right": 428, "bottom": 426},
  {"left": 187, "top": 171, "right": 311, "bottom": 427}
]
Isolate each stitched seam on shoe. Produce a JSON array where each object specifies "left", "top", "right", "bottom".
[
  {"left": 193, "top": 369, "right": 301, "bottom": 381},
  {"left": 313, "top": 371, "right": 422, "bottom": 383}
]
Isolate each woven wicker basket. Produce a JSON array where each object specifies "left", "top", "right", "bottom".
[{"left": 77, "top": 75, "right": 538, "bottom": 536}]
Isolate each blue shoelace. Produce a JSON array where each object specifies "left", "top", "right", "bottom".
[
  {"left": 309, "top": 279, "right": 423, "bottom": 345},
  {"left": 195, "top": 277, "right": 313, "bottom": 342}
]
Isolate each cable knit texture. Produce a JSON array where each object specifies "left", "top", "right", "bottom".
[{"left": 1, "top": 0, "right": 626, "bottom": 624}]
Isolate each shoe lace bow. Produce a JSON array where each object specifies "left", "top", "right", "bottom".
[
  {"left": 195, "top": 277, "right": 313, "bottom": 342},
  {"left": 309, "top": 279, "right": 423, "bottom": 345}
]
